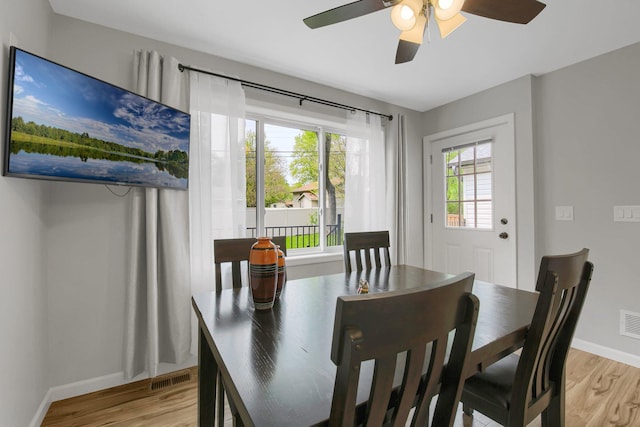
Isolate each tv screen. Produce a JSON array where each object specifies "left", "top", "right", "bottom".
[{"left": 3, "top": 47, "right": 190, "bottom": 190}]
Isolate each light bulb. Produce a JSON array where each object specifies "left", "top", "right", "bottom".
[
  {"left": 401, "top": 5, "right": 415, "bottom": 19},
  {"left": 391, "top": 4, "right": 417, "bottom": 31},
  {"left": 434, "top": 0, "right": 464, "bottom": 20}
]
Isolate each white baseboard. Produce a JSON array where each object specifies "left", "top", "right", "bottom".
[
  {"left": 30, "top": 356, "right": 198, "bottom": 427},
  {"left": 29, "top": 388, "right": 52, "bottom": 427},
  {"left": 29, "top": 371, "right": 134, "bottom": 427},
  {"left": 572, "top": 338, "right": 640, "bottom": 368}
]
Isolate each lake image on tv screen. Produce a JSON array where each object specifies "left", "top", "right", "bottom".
[{"left": 7, "top": 49, "right": 190, "bottom": 189}]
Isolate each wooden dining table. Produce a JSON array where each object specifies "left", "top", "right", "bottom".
[{"left": 191, "top": 265, "right": 538, "bottom": 427}]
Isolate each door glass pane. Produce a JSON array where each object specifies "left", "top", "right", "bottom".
[
  {"left": 460, "top": 175, "right": 475, "bottom": 201},
  {"left": 476, "top": 201, "right": 493, "bottom": 229},
  {"left": 446, "top": 176, "right": 460, "bottom": 202},
  {"left": 461, "top": 201, "right": 476, "bottom": 228},
  {"left": 446, "top": 202, "right": 461, "bottom": 227},
  {"left": 476, "top": 172, "right": 492, "bottom": 200}
]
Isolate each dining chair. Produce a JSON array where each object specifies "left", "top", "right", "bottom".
[
  {"left": 329, "top": 272, "right": 479, "bottom": 427},
  {"left": 213, "top": 236, "right": 286, "bottom": 292},
  {"left": 343, "top": 230, "right": 391, "bottom": 272},
  {"left": 461, "top": 248, "right": 594, "bottom": 427},
  {"left": 212, "top": 235, "right": 286, "bottom": 427}
]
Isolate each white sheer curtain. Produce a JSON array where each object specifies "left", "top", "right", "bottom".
[
  {"left": 124, "top": 51, "right": 191, "bottom": 379},
  {"left": 188, "top": 71, "right": 246, "bottom": 330},
  {"left": 344, "top": 111, "right": 388, "bottom": 232}
]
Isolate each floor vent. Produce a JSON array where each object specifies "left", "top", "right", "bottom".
[
  {"left": 149, "top": 370, "right": 192, "bottom": 391},
  {"left": 620, "top": 310, "right": 640, "bottom": 340}
]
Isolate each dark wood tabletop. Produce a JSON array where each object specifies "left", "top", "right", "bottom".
[{"left": 192, "top": 265, "right": 538, "bottom": 427}]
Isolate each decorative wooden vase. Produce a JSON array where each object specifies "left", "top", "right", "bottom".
[
  {"left": 276, "top": 245, "right": 286, "bottom": 299},
  {"left": 249, "top": 237, "right": 278, "bottom": 310}
]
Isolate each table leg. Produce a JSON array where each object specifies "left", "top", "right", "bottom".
[{"left": 199, "top": 326, "right": 217, "bottom": 426}]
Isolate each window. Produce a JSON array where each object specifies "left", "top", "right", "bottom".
[
  {"left": 245, "top": 116, "right": 346, "bottom": 253},
  {"left": 443, "top": 140, "right": 493, "bottom": 229}
]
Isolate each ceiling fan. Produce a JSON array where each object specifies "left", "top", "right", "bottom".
[{"left": 303, "top": 0, "right": 546, "bottom": 64}]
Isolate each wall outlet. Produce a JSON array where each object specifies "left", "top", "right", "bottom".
[{"left": 613, "top": 206, "right": 640, "bottom": 222}]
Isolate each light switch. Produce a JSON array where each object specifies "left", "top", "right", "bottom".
[
  {"left": 555, "top": 206, "right": 574, "bottom": 221},
  {"left": 614, "top": 206, "right": 640, "bottom": 222}
]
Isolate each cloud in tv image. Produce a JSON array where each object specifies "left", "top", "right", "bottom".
[{"left": 7, "top": 48, "right": 190, "bottom": 189}]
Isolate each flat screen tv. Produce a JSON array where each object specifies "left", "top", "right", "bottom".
[{"left": 3, "top": 47, "right": 190, "bottom": 190}]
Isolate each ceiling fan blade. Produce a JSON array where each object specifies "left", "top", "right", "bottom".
[
  {"left": 461, "top": 0, "right": 546, "bottom": 24},
  {"left": 435, "top": 12, "right": 466, "bottom": 39},
  {"left": 304, "top": 0, "right": 399, "bottom": 29},
  {"left": 396, "top": 14, "right": 427, "bottom": 64},
  {"left": 395, "top": 40, "right": 421, "bottom": 64}
]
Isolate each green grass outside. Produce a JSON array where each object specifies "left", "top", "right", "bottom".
[
  {"left": 285, "top": 233, "right": 343, "bottom": 249},
  {"left": 286, "top": 233, "right": 320, "bottom": 249}
]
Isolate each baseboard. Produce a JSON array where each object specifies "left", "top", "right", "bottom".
[
  {"left": 572, "top": 338, "right": 640, "bottom": 368},
  {"left": 30, "top": 356, "right": 198, "bottom": 427},
  {"left": 29, "top": 388, "right": 52, "bottom": 427}
]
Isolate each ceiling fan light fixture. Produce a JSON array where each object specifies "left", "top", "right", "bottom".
[
  {"left": 435, "top": 12, "right": 466, "bottom": 38},
  {"left": 434, "top": 0, "right": 465, "bottom": 21},
  {"left": 391, "top": 0, "right": 423, "bottom": 31}
]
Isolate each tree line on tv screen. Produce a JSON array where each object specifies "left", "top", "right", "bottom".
[{"left": 10, "top": 117, "right": 188, "bottom": 179}]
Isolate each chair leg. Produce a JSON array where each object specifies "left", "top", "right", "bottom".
[
  {"left": 541, "top": 394, "right": 564, "bottom": 427},
  {"left": 216, "top": 373, "right": 225, "bottom": 427},
  {"left": 541, "top": 374, "right": 566, "bottom": 427},
  {"left": 462, "top": 403, "right": 474, "bottom": 426}
]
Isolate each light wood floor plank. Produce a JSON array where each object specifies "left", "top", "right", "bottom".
[{"left": 41, "top": 350, "right": 640, "bottom": 426}]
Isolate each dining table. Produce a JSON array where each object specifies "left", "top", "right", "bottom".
[{"left": 191, "top": 264, "right": 539, "bottom": 427}]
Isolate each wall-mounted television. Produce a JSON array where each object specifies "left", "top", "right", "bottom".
[{"left": 3, "top": 47, "right": 190, "bottom": 190}]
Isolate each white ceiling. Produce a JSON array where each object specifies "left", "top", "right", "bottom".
[{"left": 48, "top": 0, "right": 640, "bottom": 112}]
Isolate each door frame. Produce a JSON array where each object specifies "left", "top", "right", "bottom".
[{"left": 423, "top": 113, "right": 535, "bottom": 290}]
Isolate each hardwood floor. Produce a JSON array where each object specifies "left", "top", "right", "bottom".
[{"left": 41, "top": 349, "right": 640, "bottom": 426}]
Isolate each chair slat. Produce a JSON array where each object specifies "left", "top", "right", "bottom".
[{"left": 366, "top": 355, "right": 396, "bottom": 425}]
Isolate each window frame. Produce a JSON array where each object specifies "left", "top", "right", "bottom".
[{"left": 245, "top": 109, "right": 347, "bottom": 256}]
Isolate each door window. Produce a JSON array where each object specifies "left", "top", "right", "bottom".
[{"left": 443, "top": 140, "right": 493, "bottom": 229}]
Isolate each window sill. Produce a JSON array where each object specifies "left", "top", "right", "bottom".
[{"left": 286, "top": 251, "right": 344, "bottom": 267}]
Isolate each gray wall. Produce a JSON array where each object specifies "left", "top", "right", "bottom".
[
  {"left": 0, "top": 0, "right": 52, "bottom": 425},
  {"left": 533, "top": 43, "right": 640, "bottom": 355}
]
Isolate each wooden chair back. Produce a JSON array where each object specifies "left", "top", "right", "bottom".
[
  {"left": 461, "top": 249, "right": 594, "bottom": 426},
  {"left": 213, "top": 236, "right": 286, "bottom": 292},
  {"left": 512, "top": 248, "right": 593, "bottom": 422},
  {"left": 343, "top": 230, "right": 391, "bottom": 272},
  {"left": 329, "top": 272, "right": 478, "bottom": 427}
]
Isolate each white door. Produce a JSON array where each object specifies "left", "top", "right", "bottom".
[{"left": 424, "top": 115, "right": 517, "bottom": 288}]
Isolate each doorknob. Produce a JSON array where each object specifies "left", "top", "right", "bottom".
[
  {"left": 500, "top": 218, "right": 508, "bottom": 225},
  {"left": 499, "top": 232, "right": 509, "bottom": 239}
]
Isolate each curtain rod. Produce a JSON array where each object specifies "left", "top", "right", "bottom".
[{"left": 178, "top": 64, "right": 393, "bottom": 121}]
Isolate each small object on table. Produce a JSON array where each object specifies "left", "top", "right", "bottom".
[{"left": 357, "top": 279, "right": 369, "bottom": 294}]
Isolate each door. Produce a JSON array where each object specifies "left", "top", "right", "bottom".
[{"left": 425, "top": 115, "right": 517, "bottom": 288}]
